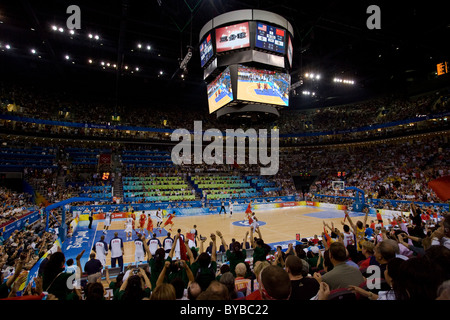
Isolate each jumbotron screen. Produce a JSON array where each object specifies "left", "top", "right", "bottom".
[
  {"left": 255, "top": 22, "right": 286, "bottom": 54},
  {"left": 207, "top": 67, "right": 234, "bottom": 113},
  {"left": 237, "top": 65, "right": 290, "bottom": 106},
  {"left": 200, "top": 32, "right": 214, "bottom": 68},
  {"left": 215, "top": 22, "right": 250, "bottom": 53}
]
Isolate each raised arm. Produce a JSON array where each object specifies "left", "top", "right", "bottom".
[
  {"left": 362, "top": 209, "right": 369, "bottom": 227},
  {"left": 210, "top": 233, "right": 217, "bottom": 262},
  {"left": 5, "top": 253, "right": 26, "bottom": 289},
  {"left": 143, "top": 237, "right": 152, "bottom": 260},
  {"left": 344, "top": 210, "right": 357, "bottom": 233},
  {"left": 139, "top": 268, "right": 152, "bottom": 290},
  {"left": 182, "top": 261, "right": 195, "bottom": 286},
  {"left": 216, "top": 231, "right": 228, "bottom": 252},
  {"left": 156, "top": 261, "right": 171, "bottom": 287},
  {"left": 183, "top": 237, "right": 195, "bottom": 265},
  {"left": 168, "top": 233, "right": 180, "bottom": 259}
]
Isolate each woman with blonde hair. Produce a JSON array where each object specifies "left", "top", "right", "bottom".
[{"left": 150, "top": 283, "right": 176, "bottom": 300}]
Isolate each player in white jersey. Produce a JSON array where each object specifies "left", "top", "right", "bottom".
[
  {"left": 162, "top": 232, "right": 174, "bottom": 259},
  {"left": 134, "top": 234, "right": 146, "bottom": 263},
  {"left": 250, "top": 212, "right": 260, "bottom": 233},
  {"left": 110, "top": 232, "right": 124, "bottom": 271},
  {"left": 125, "top": 216, "right": 134, "bottom": 240},
  {"left": 103, "top": 211, "right": 112, "bottom": 235},
  {"left": 155, "top": 208, "right": 163, "bottom": 228},
  {"left": 93, "top": 235, "right": 109, "bottom": 267},
  {"left": 147, "top": 233, "right": 162, "bottom": 256}
]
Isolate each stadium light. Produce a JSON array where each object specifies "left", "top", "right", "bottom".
[
  {"left": 51, "top": 25, "right": 57, "bottom": 31},
  {"left": 305, "top": 72, "right": 321, "bottom": 81},
  {"left": 137, "top": 43, "right": 142, "bottom": 49},
  {"left": 5, "top": 44, "right": 11, "bottom": 50},
  {"left": 146, "top": 45, "right": 151, "bottom": 51},
  {"left": 94, "top": 35, "right": 100, "bottom": 40},
  {"left": 30, "top": 49, "right": 37, "bottom": 54},
  {"left": 58, "top": 27, "right": 64, "bottom": 33},
  {"left": 69, "top": 30, "right": 75, "bottom": 35}
]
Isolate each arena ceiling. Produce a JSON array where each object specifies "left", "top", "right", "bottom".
[{"left": 0, "top": 0, "right": 449, "bottom": 113}]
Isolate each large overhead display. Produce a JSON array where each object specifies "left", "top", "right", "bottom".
[
  {"left": 255, "top": 22, "right": 286, "bottom": 54},
  {"left": 207, "top": 67, "right": 234, "bottom": 113},
  {"left": 237, "top": 65, "right": 290, "bottom": 106},
  {"left": 287, "top": 36, "right": 293, "bottom": 67},
  {"left": 215, "top": 22, "right": 250, "bottom": 53},
  {"left": 200, "top": 32, "right": 214, "bottom": 68}
]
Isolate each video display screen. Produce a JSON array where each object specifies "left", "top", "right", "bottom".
[
  {"left": 237, "top": 65, "right": 290, "bottom": 107},
  {"left": 287, "top": 35, "right": 293, "bottom": 67},
  {"left": 200, "top": 32, "right": 214, "bottom": 68},
  {"left": 215, "top": 22, "right": 250, "bottom": 53},
  {"left": 207, "top": 67, "right": 234, "bottom": 113},
  {"left": 255, "top": 22, "right": 286, "bottom": 54}
]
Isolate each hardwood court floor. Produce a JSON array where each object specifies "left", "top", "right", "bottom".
[{"left": 94, "top": 206, "right": 352, "bottom": 266}]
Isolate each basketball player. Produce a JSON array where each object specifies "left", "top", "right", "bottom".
[
  {"left": 229, "top": 200, "right": 233, "bottom": 218},
  {"left": 93, "top": 235, "right": 108, "bottom": 267},
  {"left": 110, "top": 232, "right": 124, "bottom": 272},
  {"left": 139, "top": 211, "right": 146, "bottom": 235},
  {"left": 134, "top": 233, "right": 146, "bottom": 264},
  {"left": 250, "top": 212, "right": 260, "bottom": 233},
  {"left": 162, "top": 211, "right": 175, "bottom": 232},
  {"left": 103, "top": 210, "right": 112, "bottom": 235},
  {"left": 147, "top": 233, "right": 162, "bottom": 256},
  {"left": 245, "top": 200, "right": 253, "bottom": 217},
  {"left": 146, "top": 215, "right": 154, "bottom": 238},
  {"left": 155, "top": 208, "right": 163, "bottom": 228},
  {"left": 124, "top": 214, "right": 134, "bottom": 241},
  {"left": 130, "top": 210, "right": 136, "bottom": 230},
  {"left": 162, "top": 232, "right": 174, "bottom": 259}
]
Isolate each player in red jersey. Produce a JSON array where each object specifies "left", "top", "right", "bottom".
[
  {"left": 130, "top": 210, "right": 136, "bottom": 230},
  {"left": 162, "top": 211, "right": 175, "bottom": 232},
  {"left": 146, "top": 215, "right": 154, "bottom": 238},
  {"left": 139, "top": 211, "right": 146, "bottom": 234}
]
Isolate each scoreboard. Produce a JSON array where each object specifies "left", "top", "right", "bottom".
[
  {"left": 198, "top": 9, "right": 294, "bottom": 117},
  {"left": 255, "top": 22, "right": 286, "bottom": 54}
]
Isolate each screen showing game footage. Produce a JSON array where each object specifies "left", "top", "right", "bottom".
[
  {"left": 207, "top": 67, "right": 234, "bottom": 113},
  {"left": 237, "top": 65, "right": 290, "bottom": 107},
  {"left": 215, "top": 22, "right": 250, "bottom": 53},
  {"left": 200, "top": 32, "right": 214, "bottom": 68},
  {"left": 255, "top": 22, "right": 286, "bottom": 54}
]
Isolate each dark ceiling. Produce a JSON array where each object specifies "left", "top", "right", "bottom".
[{"left": 0, "top": 0, "right": 449, "bottom": 113}]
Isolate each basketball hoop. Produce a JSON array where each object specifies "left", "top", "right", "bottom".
[{"left": 332, "top": 181, "right": 345, "bottom": 192}]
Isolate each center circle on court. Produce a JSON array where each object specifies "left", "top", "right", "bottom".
[{"left": 232, "top": 220, "right": 267, "bottom": 227}]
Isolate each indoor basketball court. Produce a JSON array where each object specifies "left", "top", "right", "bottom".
[{"left": 63, "top": 205, "right": 365, "bottom": 268}]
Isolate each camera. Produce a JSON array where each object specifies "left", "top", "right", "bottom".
[{"left": 133, "top": 268, "right": 139, "bottom": 275}]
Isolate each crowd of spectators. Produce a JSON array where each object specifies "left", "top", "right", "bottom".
[
  {"left": 2, "top": 202, "right": 448, "bottom": 301},
  {"left": 1, "top": 85, "right": 449, "bottom": 145}
]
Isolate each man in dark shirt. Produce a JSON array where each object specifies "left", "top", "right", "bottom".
[
  {"left": 84, "top": 252, "right": 103, "bottom": 283},
  {"left": 285, "top": 255, "right": 319, "bottom": 300}
]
